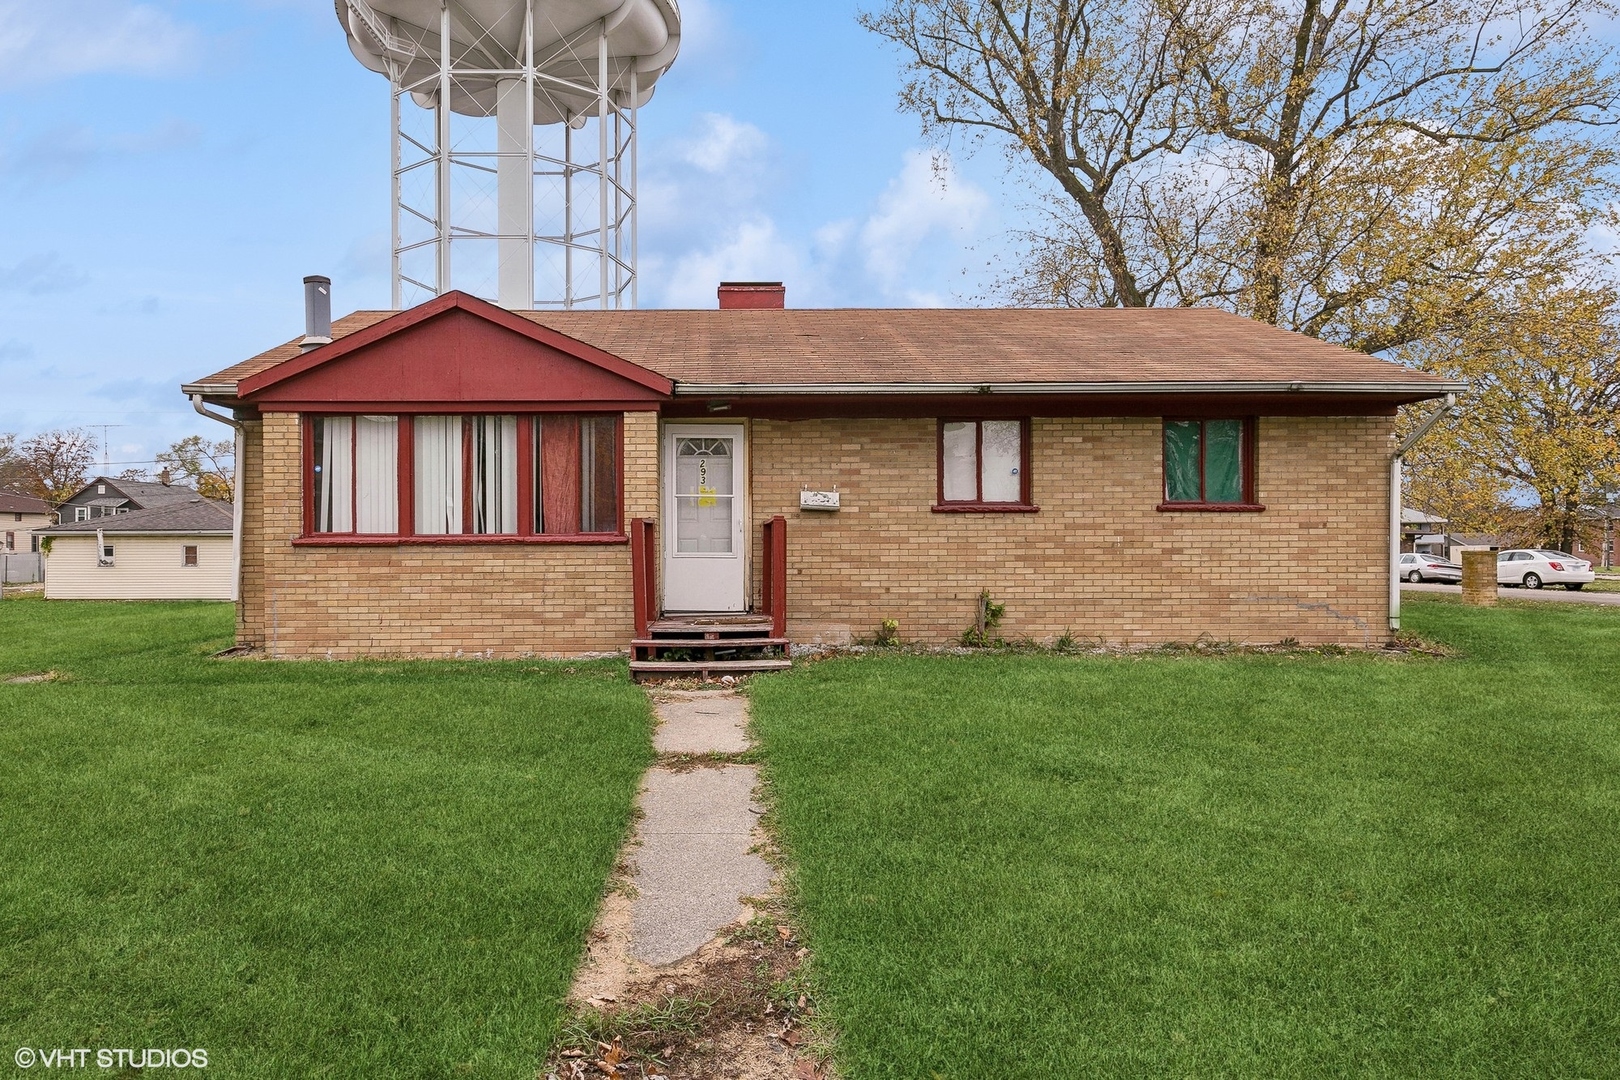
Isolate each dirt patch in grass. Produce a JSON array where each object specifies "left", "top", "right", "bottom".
[
  {"left": 791, "top": 631, "right": 1457, "bottom": 665},
  {"left": 548, "top": 892, "right": 826, "bottom": 1080},
  {"left": 4, "top": 669, "right": 62, "bottom": 684}
]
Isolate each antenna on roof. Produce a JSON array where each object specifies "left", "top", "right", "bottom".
[{"left": 97, "top": 424, "right": 124, "bottom": 472}]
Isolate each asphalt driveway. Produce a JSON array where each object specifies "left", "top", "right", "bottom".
[{"left": 1401, "top": 582, "right": 1620, "bottom": 606}]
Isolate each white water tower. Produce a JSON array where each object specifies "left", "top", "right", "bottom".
[{"left": 336, "top": 0, "right": 680, "bottom": 310}]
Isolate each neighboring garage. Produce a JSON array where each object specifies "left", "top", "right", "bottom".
[{"left": 36, "top": 497, "right": 234, "bottom": 600}]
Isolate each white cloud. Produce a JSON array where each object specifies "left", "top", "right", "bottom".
[
  {"left": 678, "top": 113, "right": 770, "bottom": 174},
  {"left": 859, "top": 150, "right": 991, "bottom": 292},
  {"left": 648, "top": 216, "right": 807, "bottom": 308},
  {"left": 638, "top": 112, "right": 779, "bottom": 250},
  {"left": 639, "top": 128, "right": 996, "bottom": 307},
  {"left": 0, "top": 0, "right": 199, "bottom": 86}
]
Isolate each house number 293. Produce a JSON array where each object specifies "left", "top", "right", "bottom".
[{"left": 697, "top": 458, "right": 717, "bottom": 507}]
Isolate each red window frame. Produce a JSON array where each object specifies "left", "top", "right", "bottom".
[
  {"left": 299, "top": 412, "right": 627, "bottom": 545},
  {"left": 933, "top": 418, "right": 1038, "bottom": 513},
  {"left": 1156, "top": 417, "right": 1264, "bottom": 512}
]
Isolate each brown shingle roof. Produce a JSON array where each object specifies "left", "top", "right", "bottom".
[
  {"left": 61, "top": 476, "right": 202, "bottom": 510},
  {"left": 0, "top": 492, "right": 51, "bottom": 514},
  {"left": 39, "top": 498, "right": 232, "bottom": 535},
  {"left": 186, "top": 304, "right": 1456, "bottom": 394}
]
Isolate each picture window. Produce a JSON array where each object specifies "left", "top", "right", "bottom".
[{"left": 305, "top": 413, "right": 622, "bottom": 541}]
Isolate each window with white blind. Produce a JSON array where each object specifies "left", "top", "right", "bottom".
[
  {"left": 412, "top": 415, "right": 519, "bottom": 535},
  {"left": 312, "top": 415, "right": 399, "bottom": 534},
  {"left": 412, "top": 415, "right": 461, "bottom": 535}
]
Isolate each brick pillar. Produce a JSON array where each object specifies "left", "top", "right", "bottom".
[{"left": 1461, "top": 550, "right": 1497, "bottom": 606}]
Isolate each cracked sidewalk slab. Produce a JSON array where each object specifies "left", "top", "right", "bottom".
[{"left": 630, "top": 764, "right": 773, "bottom": 966}]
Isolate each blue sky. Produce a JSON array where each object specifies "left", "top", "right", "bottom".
[{"left": 0, "top": 0, "right": 1020, "bottom": 472}]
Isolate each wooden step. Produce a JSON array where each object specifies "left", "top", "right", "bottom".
[
  {"left": 630, "top": 658, "right": 792, "bottom": 680},
  {"left": 631, "top": 637, "right": 789, "bottom": 650},
  {"left": 648, "top": 615, "right": 774, "bottom": 634}
]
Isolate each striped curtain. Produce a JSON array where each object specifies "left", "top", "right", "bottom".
[{"left": 472, "top": 415, "right": 518, "bottom": 535}]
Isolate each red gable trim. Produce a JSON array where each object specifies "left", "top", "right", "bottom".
[{"left": 237, "top": 291, "right": 673, "bottom": 400}]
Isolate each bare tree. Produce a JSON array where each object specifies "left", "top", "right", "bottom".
[
  {"left": 16, "top": 429, "right": 97, "bottom": 504},
  {"left": 864, "top": 0, "right": 1618, "bottom": 349},
  {"left": 863, "top": 0, "right": 1206, "bottom": 307},
  {"left": 0, "top": 433, "right": 25, "bottom": 493}
]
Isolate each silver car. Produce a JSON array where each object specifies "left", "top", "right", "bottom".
[
  {"left": 1398, "top": 552, "right": 1463, "bottom": 583},
  {"left": 1496, "top": 549, "right": 1595, "bottom": 590}
]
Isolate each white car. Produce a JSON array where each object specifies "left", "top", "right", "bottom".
[
  {"left": 1496, "top": 549, "right": 1595, "bottom": 590},
  {"left": 1398, "top": 552, "right": 1463, "bottom": 583}
]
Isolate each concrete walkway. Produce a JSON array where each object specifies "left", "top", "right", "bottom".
[
  {"left": 629, "top": 690, "right": 772, "bottom": 966},
  {"left": 1402, "top": 582, "right": 1620, "bottom": 606}
]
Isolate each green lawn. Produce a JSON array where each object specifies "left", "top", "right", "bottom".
[
  {"left": 751, "top": 597, "right": 1620, "bottom": 1078},
  {"left": 0, "top": 599, "right": 652, "bottom": 1078}
]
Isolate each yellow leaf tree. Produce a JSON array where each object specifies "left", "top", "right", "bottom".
[
  {"left": 1401, "top": 281, "right": 1620, "bottom": 553},
  {"left": 157, "top": 435, "right": 235, "bottom": 503}
]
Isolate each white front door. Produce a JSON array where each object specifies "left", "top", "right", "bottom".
[{"left": 663, "top": 423, "right": 747, "bottom": 612}]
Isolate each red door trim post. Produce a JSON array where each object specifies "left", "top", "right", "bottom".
[{"left": 769, "top": 514, "right": 787, "bottom": 638}]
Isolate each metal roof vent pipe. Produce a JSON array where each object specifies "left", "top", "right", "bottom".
[
  {"left": 300, "top": 275, "right": 332, "bottom": 352},
  {"left": 718, "top": 281, "right": 785, "bottom": 310}
]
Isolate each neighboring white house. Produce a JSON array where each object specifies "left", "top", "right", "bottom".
[
  {"left": 1, "top": 491, "right": 52, "bottom": 553},
  {"left": 36, "top": 498, "right": 234, "bottom": 600}
]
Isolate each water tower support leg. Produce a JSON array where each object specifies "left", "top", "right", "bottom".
[
  {"left": 598, "top": 22, "right": 610, "bottom": 309},
  {"left": 496, "top": 76, "right": 534, "bottom": 309},
  {"left": 435, "top": 2, "right": 452, "bottom": 294},
  {"left": 390, "top": 75, "right": 402, "bottom": 310},
  {"left": 630, "top": 65, "right": 638, "bottom": 309}
]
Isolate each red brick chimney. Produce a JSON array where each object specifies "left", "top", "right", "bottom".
[{"left": 718, "top": 281, "right": 785, "bottom": 309}]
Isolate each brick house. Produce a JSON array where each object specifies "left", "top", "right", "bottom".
[{"left": 183, "top": 285, "right": 1460, "bottom": 668}]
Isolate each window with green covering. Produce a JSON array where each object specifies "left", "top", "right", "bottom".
[{"left": 1160, "top": 418, "right": 1259, "bottom": 509}]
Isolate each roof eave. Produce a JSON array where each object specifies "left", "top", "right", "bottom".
[
  {"left": 182, "top": 382, "right": 240, "bottom": 396},
  {"left": 670, "top": 379, "right": 1469, "bottom": 397},
  {"left": 35, "top": 528, "right": 232, "bottom": 537}
]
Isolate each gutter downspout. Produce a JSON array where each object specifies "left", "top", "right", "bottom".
[
  {"left": 192, "top": 395, "right": 243, "bottom": 605},
  {"left": 1390, "top": 392, "right": 1457, "bottom": 634}
]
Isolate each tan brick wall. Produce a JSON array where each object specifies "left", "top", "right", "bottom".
[
  {"left": 746, "top": 415, "right": 1393, "bottom": 648},
  {"left": 239, "top": 410, "right": 658, "bottom": 658},
  {"left": 240, "top": 409, "right": 1392, "bottom": 656}
]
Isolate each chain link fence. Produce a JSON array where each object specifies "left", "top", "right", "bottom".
[{"left": 1, "top": 551, "right": 44, "bottom": 584}]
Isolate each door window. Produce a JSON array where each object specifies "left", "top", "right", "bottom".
[{"left": 674, "top": 437, "right": 734, "bottom": 553}]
